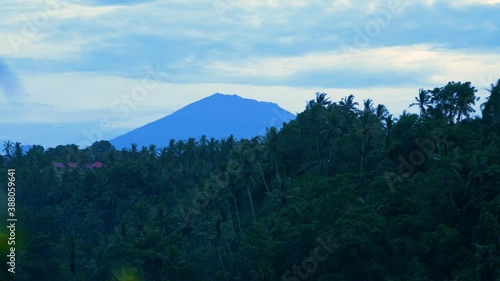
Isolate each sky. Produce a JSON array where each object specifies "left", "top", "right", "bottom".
[{"left": 0, "top": 0, "right": 499, "bottom": 148}]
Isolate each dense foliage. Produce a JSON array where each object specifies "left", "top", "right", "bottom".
[{"left": 1, "top": 80, "right": 499, "bottom": 281}]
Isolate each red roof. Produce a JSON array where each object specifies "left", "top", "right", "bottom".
[
  {"left": 52, "top": 161, "right": 103, "bottom": 169},
  {"left": 52, "top": 162, "right": 65, "bottom": 168}
]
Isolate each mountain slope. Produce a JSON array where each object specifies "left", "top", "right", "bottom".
[{"left": 109, "top": 93, "right": 295, "bottom": 149}]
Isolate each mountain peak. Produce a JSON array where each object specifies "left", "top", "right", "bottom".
[
  {"left": 110, "top": 94, "right": 295, "bottom": 149},
  {"left": 204, "top": 92, "right": 241, "bottom": 100}
]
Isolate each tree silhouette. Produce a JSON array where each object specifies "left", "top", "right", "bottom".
[
  {"left": 6, "top": 83, "right": 500, "bottom": 281},
  {"left": 3, "top": 140, "right": 13, "bottom": 157},
  {"left": 409, "top": 88, "right": 432, "bottom": 116},
  {"left": 481, "top": 79, "right": 500, "bottom": 125}
]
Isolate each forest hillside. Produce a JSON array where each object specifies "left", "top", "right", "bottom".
[{"left": 1, "top": 80, "right": 499, "bottom": 281}]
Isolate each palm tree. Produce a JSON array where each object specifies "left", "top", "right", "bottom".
[
  {"left": 184, "top": 138, "right": 198, "bottom": 167},
  {"left": 339, "top": 94, "right": 359, "bottom": 135},
  {"left": 130, "top": 143, "right": 138, "bottom": 156},
  {"left": 433, "top": 144, "right": 462, "bottom": 209},
  {"left": 309, "top": 92, "right": 331, "bottom": 109},
  {"left": 175, "top": 202, "right": 195, "bottom": 237},
  {"left": 148, "top": 144, "right": 160, "bottom": 160},
  {"left": 481, "top": 79, "right": 500, "bottom": 124},
  {"left": 217, "top": 245, "right": 230, "bottom": 281},
  {"left": 383, "top": 114, "right": 395, "bottom": 148},
  {"left": 60, "top": 231, "right": 78, "bottom": 278},
  {"left": 376, "top": 104, "right": 389, "bottom": 122},
  {"left": 465, "top": 151, "right": 487, "bottom": 203},
  {"left": 363, "top": 99, "right": 374, "bottom": 114},
  {"left": 13, "top": 142, "right": 22, "bottom": 159},
  {"left": 455, "top": 81, "right": 478, "bottom": 122},
  {"left": 359, "top": 100, "right": 379, "bottom": 181},
  {"left": 224, "top": 165, "right": 244, "bottom": 238},
  {"left": 207, "top": 137, "right": 220, "bottom": 166},
  {"left": 262, "top": 127, "right": 281, "bottom": 177},
  {"left": 229, "top": 152, "right": 258, "bottom": 224},
  {"left": 409, "top": 88, "right": 432, "bottom": 116},
  {"left": 241, "top": 137, "right": 270, "bottom": 193},
  {"left": 316, "top": 92, "right": 331, "bottom": 106},
  {"left": 252, "top": 260, "right": 276, "bottom": 281},
  {"left": 130, "top": 203, "right": 149, "bottom": 237},
  {"left": 163, "top": 166, "right": 178, "bottom": 204},
  {"left": 319, "top": 106, "right": 342, "bottom": 172},
  {"left": 266, "top": 176, "right": 303, "bottom": 209},
  {"left": 165, "top": 245, "right": 188, "bottom": 273},
  {"left": 3, "top": 140, "right": 13, "bottom": 157},
  {"left": 339, "top": 94, "right": 359, "bottom": 115},
  {"left": 306, "top": 92, "right": 328, "bottom": 110},
  {"left": 152, "top": 204, "right": 172, "bottom": 234}
]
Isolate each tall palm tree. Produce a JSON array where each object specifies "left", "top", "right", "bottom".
[
  {"left": 359, "top": 100, "right": 379, "bottom": 181},
  {"left": 3, "top": 140, "right": 13, "bottom": 157},
  {"left": 130, "top": 143, "right": 138, "bottom": 156},
  {"left": 455, "top": 82, "right": 478, "bottom": 122},
  {"left": 148, "top": 144, "right": 160, "bottom": 160},
  {"left": 363, "top": 99, "right": 374, "bottom": 113},
  {"left": 217, "top": 244, "right": 230, "bottom": 281},
  {"left": 184, "top": 138, "right": 198, "bottom": 167},
  {"left": 339, "top": 95, "right": 359, "bottom": 135},
  {"left": 242, "top": 137, "right": 270, "bottom": 193},
  {"left": 319, "top": 106, "right": 342, "bottom": 173},
  {"left": 376, "top": 104, "right": 389, "bottom": 122},
  {"left": 433, "top": 144, "right": 462, "bottom": 209},
  {"left": 383, "top": 114, "right": 395, "bottom": 148},
  {"left": 409, "top": 88, "right": 432, "bottom": 116},
  {"left": 13, "top": 142, "right": 22, "bottom": 159},
  {"left": 339, "top": 94, "right": 359, "bottom": 115},
  {"left": 465, "top": 151, "right": 487, "bottom": 203},
  {"left": 315, "top": 92, "right": 331, "bottom": 107},
  {"left": 232, "top": 152, "right": 257, "bottom": 223},
  {"left": 306, "top": 92, "right": 331, "bottom": 109},
  {"left": 221, "top": 164, "right": 244, "bottom": 238},
  {"left": 228, "top": 144, "right": 259, "bottom": 224},
  {"left": 262, "top": 127, "right": 280, "bottom": 177},
  {"left": 481, "top": 79, "right": 500, "bottom": 124}
]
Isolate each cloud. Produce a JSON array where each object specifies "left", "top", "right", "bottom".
[
  {"left": 1, "top": 0, "right": 499, "bottom": 68},
  {"left": 201, "top": 45, "right": 500, "bottom": 88},
  {"left": 0, "top": 0, "right": 499, "bottom": 146}
]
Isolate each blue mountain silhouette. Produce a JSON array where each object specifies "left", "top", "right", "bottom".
[{"left": 110, "top": 93, "right": 296, "bottom": 149}]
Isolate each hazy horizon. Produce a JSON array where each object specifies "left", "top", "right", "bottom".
[{"left": 1, "top": 0, "right": 499, "bottom": 147}]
